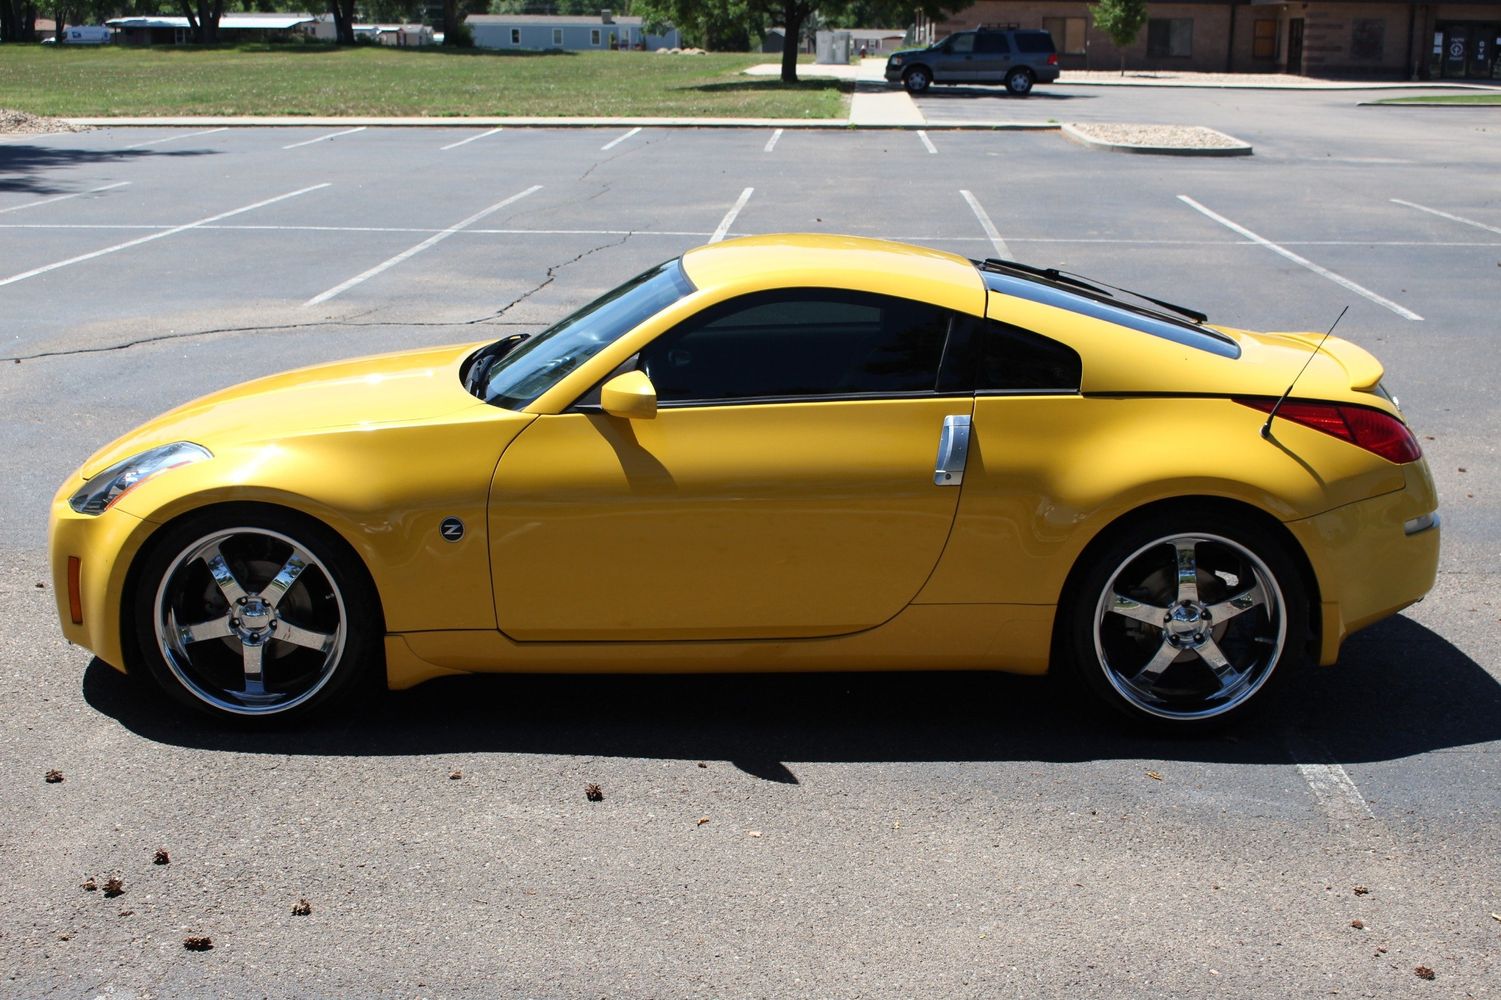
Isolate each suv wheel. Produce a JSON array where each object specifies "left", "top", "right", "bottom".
[
  {"left": 903, "top": 67, "right": 931, "bottom": 93},
  {"left": 1005, "top": 68, "right": 1034, "bottom": 96}
]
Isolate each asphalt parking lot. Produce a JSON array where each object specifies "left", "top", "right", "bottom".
[{"left": 2, "top": 86, "right": 1499, "bottom": 997}]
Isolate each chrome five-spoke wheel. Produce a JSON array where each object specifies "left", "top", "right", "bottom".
[
  {"left": 1068, "top": 513, "right": 1307, "bottom": 729},
  {"left": 134, "top": 509, "right": 377, "bottom": 720}
]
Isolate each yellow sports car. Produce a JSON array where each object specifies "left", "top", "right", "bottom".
[{"left": 48, "top": 235, "right": 1440, "bottom": 730}]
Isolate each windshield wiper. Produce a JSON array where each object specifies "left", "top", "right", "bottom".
[
  {"left": 463, "top": 333, "right": 531, "bottom": 395},
  {"left": 980, "top": 257, "right": 1208, "bottom": 325}
]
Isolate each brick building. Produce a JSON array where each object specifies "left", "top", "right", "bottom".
[{"left": 919, "top": 1, "right": 1501, "bottom": 78}]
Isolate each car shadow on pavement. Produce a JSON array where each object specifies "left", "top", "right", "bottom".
[
  {"left": 83, "top": 614, "right": 1501, "bottom": 779},
  {"left": 0, "top": 144, "right": 217, "bottom": 196},
  {"left": 914, "top": 87, "right": 1088, "bottom": 101}
]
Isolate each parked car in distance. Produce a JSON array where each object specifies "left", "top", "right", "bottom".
[
  {"left": 49, "top": 235, "right": 1439, "bottom": 732},
  {"left": 41, "top": 25, "right": 113, "bottom": 43},
  {"left": 885, "top": 27, "right": 1059, "bottom": 95}
]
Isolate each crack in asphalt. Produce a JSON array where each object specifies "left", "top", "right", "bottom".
[
  {"left": 479, "top": 231, "right": 634, "bottom": 326},
  {"left": 2, "top": 234, "right": 635, "bottom": 365}
]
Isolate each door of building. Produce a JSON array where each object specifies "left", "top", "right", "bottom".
[
  {"left": 1435, "top": 23, "right": 1501, "bottom": 78},
  {"left": 1287, "top": 19, "right": 1304, "bottom": 73}
]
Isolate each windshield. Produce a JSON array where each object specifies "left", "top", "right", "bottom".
[{"left": 480, "top": 258, "right": 695, "bottom": 410}]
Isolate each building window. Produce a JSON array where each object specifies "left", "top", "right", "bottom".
[
  {"left": 510, "top": 28, "right": 520, "bottom": 45},
  {"left": 552, "top": 27, "right": 563, "bottom": 46},
  {"left": 1147, "top": 18, "right": 1193, "bottom": 58},
  {"left": 1042, "top": 16, "right": 1086, "bottom": 55},
  {"left": 590, "top": 28, "right": 601, "bottom": 46},
  {"left": 1351, "top": 19, "right": 1385, "bottom": 61},
  {"left": 1252, "top": 19, "right": 1276, "bottom": 60}
]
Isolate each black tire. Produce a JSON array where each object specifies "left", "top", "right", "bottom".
[
  {"left": 903, "top": 66, "right": 932, "bottom": 93},
  {"left": 1061, "top": 508, "right": 1308, "bottom": 732},
  {"left": 129, "top": 505, "right": 381, "bottom": 722},
  {"left": 1005, "top": 68, "right": 1034, "bottom": 96}
]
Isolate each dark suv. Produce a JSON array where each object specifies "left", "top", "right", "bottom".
[{"left": 884, "top": 27, "right": 1059, "bottom": 96}]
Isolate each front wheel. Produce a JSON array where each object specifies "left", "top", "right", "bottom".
[
  {"left": 131, "top": 507, "right": 381, "bottom": 722},
  {"left": 1063, "top": 512, "right": 1308, "bottom": 731},
  {"left": 1005, "top": 68, "right": 1034, "bottom": 96},
  {"left": 903, "top": 67, "right": 931, "bottom": 93}
]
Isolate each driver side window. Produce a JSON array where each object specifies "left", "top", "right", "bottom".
[{"left": 640, "top": 289, "right": 954, "bottom": 405}]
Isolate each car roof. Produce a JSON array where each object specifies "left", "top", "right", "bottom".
[{"left": 680, "top": 234, "right": 985, "bottom": 316}]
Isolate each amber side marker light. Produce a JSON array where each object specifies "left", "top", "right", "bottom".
[
  {"left": 67, "top": 557, "right": 83, "bottom": 625},
  {"left": 1236, "top": 398, "right": 1423, "bottom": 464}
]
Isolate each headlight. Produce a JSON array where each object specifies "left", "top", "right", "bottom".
[
  {"left": 889, "top": 55, "right": 904, "bottom": 66},
  {"left": 68, "top": 442, "right": 212, "bottom": 515}
]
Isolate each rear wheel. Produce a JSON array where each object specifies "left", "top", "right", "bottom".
[
  {"left": 1064, "top": 511, "right": 1307, "bottom": 731},
  {"left": 1005, "top": 68, "right": 1034, "bottom": 96},
  {"left": 131, "top": 508, "right": 380, "bottom": 722},
  {"left": 903, "top": 66, "right": 932, "bottom": 93}
]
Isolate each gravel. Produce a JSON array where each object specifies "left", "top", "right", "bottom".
[
  {"left": 0, "top": 108, "right": 90, "bottom": 134},
  {"left": 1065, "top": 122, "right": 1249, "bottom": 150}
]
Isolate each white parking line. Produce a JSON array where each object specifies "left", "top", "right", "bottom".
[
  {"left": 1391, "top": 198, "right": 1501, "bottom": 237},
  {"left": 441, "top": 127, "right": 504, "bottom": 151},
  {"left": 0, "top": 183, "right": 329, "bottom": 288},
  {"left": 710, "top": 187, "right": 754, "bottom": 244},
  {"left": 917, "top": 130, "right": 938, "bottom": 155},
  {"left": 764, "top": 128, "right": 783, "bottom": 153},
  {"left": 305, "top": 185, "right": 542, "bottom": 306},
  {"left": 1297, "top": 762, "right": 1375, "bottom": 824},
  {"left": 1178, "top": 195, "right": 1423, "bottom": 321},
  {"left": 600, "top": 126, "right": 642, "bottom": 151},
  {"left": 283, "top": 127, "right": 367, "bottom": 150},
  {"left": 0, "top": 181, "right": 130, "bottom": 216},
  {"left": 123, "top": 127, "right": 229, "bottom": 150},
  {"left": 3, "top": 221, "right": 1494, "bottom": 251},
  {"left": 960, "top": 189, "right": 1010, "bottom": 258}
]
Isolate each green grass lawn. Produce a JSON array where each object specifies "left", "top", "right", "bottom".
[
  {"left": 1374, "top": 93, "right": 1501, "bottom": 105},
  {"left": 0, "top": 44, "right": 848, "bottom": 118}
]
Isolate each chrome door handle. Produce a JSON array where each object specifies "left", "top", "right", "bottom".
[{"left": 934, "top": 414, "right": 971, "bottom": 486}]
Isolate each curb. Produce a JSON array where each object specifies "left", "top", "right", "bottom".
[
  {"left": 1355, "top": 100, "right": 1501, "bottom": 107},
  {"left": 1060, "top": 123, "right": 1252, "bottom": 156}
]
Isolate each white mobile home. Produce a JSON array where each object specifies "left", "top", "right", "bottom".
[{"left": 468, "top": 12, "right": 680, "bottom": 52}]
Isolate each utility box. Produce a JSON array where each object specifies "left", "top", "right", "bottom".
[{"left": 815, "top": 30, "right": 851, "bottom": 64}]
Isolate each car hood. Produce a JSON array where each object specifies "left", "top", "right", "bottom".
[{"left": 79, "top": 342, "right": 488, "bottom": 479}]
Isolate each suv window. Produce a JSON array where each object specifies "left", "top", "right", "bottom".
[
  {"left": 945, "top": 33, "right": 975, "bottom": 54},
  {"left": 641, "top": 289, "right": 954, "bottom": 404},
  {"left": 975, "top": 33, "right": 1010, "bottom": 54},
  {"left": 1013, "top": 31, "right": 1055, "bottom": 54}
]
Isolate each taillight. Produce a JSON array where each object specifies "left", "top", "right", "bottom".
[
  {"left": 1047, "top": 53, "right": 1058, "bottom": 65},
  {"left": 1236, "top": 398, "right": 1422, "bottom": 464}
]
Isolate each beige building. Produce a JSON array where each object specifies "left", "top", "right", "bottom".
[{"left": 920, "top": 1, "right": 1501, "bottom": 78}]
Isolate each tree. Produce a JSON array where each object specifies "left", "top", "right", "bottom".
[
  {"left": 329, "top": 0, "right": 354, "bottom": 43},
  {"left": 0, "top": 0, "right": 39, "bottom": 41},
  {"left": 1090, "top": 0, "right": 1147, "bottom": 76},
  {"left": 178, "top": 0, "right": 226, "bottom": 42}
]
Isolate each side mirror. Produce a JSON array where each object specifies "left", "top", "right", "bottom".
[{"left": 599, "top": 370, "right": 658, "bottom": 420}]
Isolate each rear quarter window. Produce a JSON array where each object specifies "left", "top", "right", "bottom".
[
  {"left": 1014, "top": 32, "right": 1056, "bottom": 53},
  {"left": 980, "top": 320, "right": 1081, "bottom": 393}
]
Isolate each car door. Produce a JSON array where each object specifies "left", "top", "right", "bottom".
[
  {"left": 489, "top": 288, "right": 975, "bottom": 642},
  {"left": 970, "top": 31, "right": 1012, "bottom": 83},
  {"left": 934, "top": 32, "right": 976, "bottom": 81}
]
